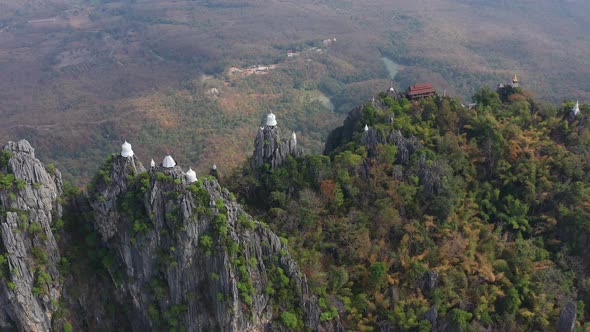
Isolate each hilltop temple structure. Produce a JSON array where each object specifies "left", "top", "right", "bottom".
[
  {"left": 572, "top": 100, "right": 580, "bottom": 116},
  {"left": 163, "top": 155, "right": 176, "bottom": 168},
  {"left": 121, "top": 141, "right": 134, "bottom": 158},
  {"left": 118, "top": 141, "right": 202, "bottom": 185},
  {"left": 186, "top": 168, "right": 197, "bottom": 183},
  {"left": 253, "top": 112, "right": 303, "bottom": 170},
  {"left": 406, "top": 83, "right": 436, "bottom": 100}
]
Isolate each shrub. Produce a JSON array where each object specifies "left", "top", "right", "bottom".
[
  {"left": 280, "top": 311, "right": 299, "bottom": 329},
  {"left": 199, "top": 235, "right": 213, "bottom": 254}
]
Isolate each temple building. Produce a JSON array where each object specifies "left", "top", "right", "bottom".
[
  {"left": 406, "top": 83, "right": 436, "bottom": 100},
  {"left": 511, "top": 74, "right": 519, "bottom": 88},
  {"left": 210, "top": 164, "right": 219, "bottom": 179},
  {"left": 253, "top": 112, "right": 303, "bottom": 170},
  {"left": 162, "top": 155, "right": 176, "bottom": 168},
  {"left": 572, "top": 100, "right": 581, "bottom": 116},
  {"left": 267, "top": 112, "right": 277, "bottom": 127},
  {"left": 497, "top": 73, "right": 520, "bottom": 90},
  {"left": 121, "top": 141, "right": 134, "bottom": 158},
  {"left": 185, "top": 168, "right": 197, "bottom": 183}
]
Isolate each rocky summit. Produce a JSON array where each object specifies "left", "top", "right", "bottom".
[{"left": 0, "top": 139, "right": 332, "bottom": 331}]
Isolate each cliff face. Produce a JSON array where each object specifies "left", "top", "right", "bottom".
[
  {"left": 0, "top": 140, "right": 327, "bottom": 331},
  {"left": 253, "top": 126, "right": 303, "bottom": 170},
  {"left": 0, "top": 140, "right": 63, "bottom": 331},
  {"left": 89, "top": 154, "right": 323, "bottom": 331}
]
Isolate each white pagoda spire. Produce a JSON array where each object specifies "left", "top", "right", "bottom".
[
  {"left": 572, "top": 100, "right": 580, "bottom": 116},
  {"left": 212, "top": 163, "right": 217, "bottom": 170},
  {"left": 266, "top": 112, "right": 277, "bottom": 126},
  {"left": 364, "top": 124, "right": 369, "bottom": 132},
  {"left": 162, "top": 155, "right": 176, "bottom": 168},
  {"left": 185, "top": 168, "right": 197, "bottom": 183},
  {"left": 292, "top": 131, "right": 297, "bottom": 143},
  {"left": 121, "top": 141, "right": 134, "bottom": 158},
  {"left": 150, "top": 159, "right": 155, "bottom": 168}
]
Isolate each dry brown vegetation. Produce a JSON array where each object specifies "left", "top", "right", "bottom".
[{"left": 1, "top": 0, "right": 589, "bottom": 183}]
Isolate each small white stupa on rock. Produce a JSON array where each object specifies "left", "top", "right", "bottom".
[
  {"left": 162, "top": 155, "right": 176, "bottom": 168},
  {"left": 572, "top": 100, "right": 580, "bottom": 116},
  {"left": 185, "top": 168, "right": 197, "bottom": 183},
  {"left": 150, "top": 159, "right": 155, "bottom": 168},
  {"left": 292, "top": 131, "right": 297, "bottom": 143},
  {"left": 389, "top": 83, "right": 395, "bottom": 93},
  {"left": 121, "top": 141, "right": 134, "bottom": 158},
  {"left": 364, "top": 124, "right": 369, "bottom": 132},
  {"left": 212, "top": 163, "right": 217, "bottom": 170},
  {"left": 266, "top": 112, "right": 277, "bottom": 127}
]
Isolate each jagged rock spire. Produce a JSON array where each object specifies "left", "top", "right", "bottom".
[
  {"left": 121, "top": 141, "right": 134, "bottom": 158},
  {"left": 253, "top": 118, "right": 303, "bottom": 170}
]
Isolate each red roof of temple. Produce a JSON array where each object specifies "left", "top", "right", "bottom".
[{"left": 407, "top": 83, "right": 435, "bottom": 96}]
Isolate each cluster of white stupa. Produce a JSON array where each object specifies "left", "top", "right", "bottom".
[{"left": 120, "top": 141, "right": 206, "bottom": 184}]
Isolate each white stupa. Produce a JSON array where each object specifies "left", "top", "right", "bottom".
[
  {"left": 364, "top": 124, "right": 369, "bottom": 132},
  {"left": 150, "top": 159, "right": 155, "bottom": 168},
  {"left": 185, "top": 168, "right": 197, "bottom": 183},
  {"left": 121, "top": 141, "right": 134, "bottom": 158},
  {"left": 266, "top": 112, "right": 277, "bottom": 127},
  {"left": 292, "top": 131, "right": 297, "bottom": 143},
  {"left": 162, "top": 155, "right": 176, "bottom": 168},
  {"left": 572, "top": 100, "right": 580, "bottom": 116},
  {"left": 212, "top": 163, "right": 217, "bottom": 170}
]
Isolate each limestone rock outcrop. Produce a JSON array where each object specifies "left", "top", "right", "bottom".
[
  {"left": 89, "top": 154, "right": 325, "bottom": 331},
  {"left": 556, "top": 302, "right": 577, "bottom": 332},
  {"left": 0, "top": 140, "right": 330, "bottom": 331},
  {"left": 0, "top": 140, "right": 63, "bottom": 331},
  {"left": 253, "top": 123, "right": 303, "bottom": 170}
]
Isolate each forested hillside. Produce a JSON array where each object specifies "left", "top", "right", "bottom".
[
  {"left": 227, "top": 85, "right": 590, "bottom": 330},
  {"left": 2, "top": 0, "right": 590, "bottom": 184}
]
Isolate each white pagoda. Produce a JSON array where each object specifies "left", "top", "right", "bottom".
[
  {"left": 266, "top": 112, "right": 277, "bottom": 127},
  {"left": 162, "top": 155, "right": 176, "bottom": 168},
  {"left": 121, "top": 141, "right": 134, "bottom": 158},
  {"left": 185, "top": 168, "right": 197, "bottom": 183},
  {"left": 572, "top": 100, "right": 580, "bottom": 116}
]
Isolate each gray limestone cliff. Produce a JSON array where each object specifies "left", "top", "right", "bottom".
[
  {"left": 0, "top": 140, "right": 330, "bottom": 331},
  {"left": 89, "top": 153, "right": 325, "bottom": 331},
  {"left": 0, "top": 140, "right": 63, "bottom": 331},
  {"left": 253, "top": 124, "right": 303, "bottom": 171}
]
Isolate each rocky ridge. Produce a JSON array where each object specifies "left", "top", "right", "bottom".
[
  {"left": 253, "top": 125, "right": 303, "bottom": 171},
  {"left": 0, "top": 140, "right": 63, "bottom": 331},
  {"left": 1, "top": 138, "right": 329, "bottom": 331}
]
